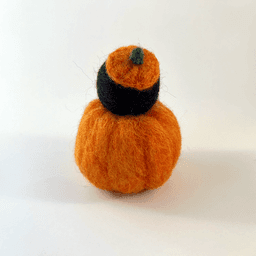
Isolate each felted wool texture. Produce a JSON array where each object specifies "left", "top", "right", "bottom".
[
  {"left": 106, "top": 45, "right": 160, "bottom": 90},
  {"left": 75, "top": 99, "right": 182, "bottom": 194},
  {"left": 97, "top": 62, "right": 160, "bottom": 116}
]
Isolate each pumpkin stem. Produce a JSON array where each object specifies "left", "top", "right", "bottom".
[{"left": 130, "top": 47, "right": 144, "bottom": 65}]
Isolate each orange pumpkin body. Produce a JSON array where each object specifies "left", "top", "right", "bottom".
[{"left": 75, "top": 99, "right": 181, "bottom": 194}]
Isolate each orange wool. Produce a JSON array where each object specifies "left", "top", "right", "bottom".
[
  {"left": 106, "top": 45, "right": 160, "bottom": 90},
  {"left": 75, "top": 99, "right": 182, "bottom": 194}
]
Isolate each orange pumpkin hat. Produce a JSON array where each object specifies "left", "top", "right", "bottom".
[{"left": 75, "top": 45, "right": 182, "bottom": 194}]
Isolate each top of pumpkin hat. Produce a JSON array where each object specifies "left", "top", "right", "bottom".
[{"left": 105, "top": 45, "right": 160, "bottom": 90}]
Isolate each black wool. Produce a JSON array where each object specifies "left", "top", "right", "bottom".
[{"left": 96, "top": 62, "right": 160, "bottom": 116}]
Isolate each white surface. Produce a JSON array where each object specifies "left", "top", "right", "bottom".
[{"left": 1, "top": 0, "right": 256, "bottom": 255}]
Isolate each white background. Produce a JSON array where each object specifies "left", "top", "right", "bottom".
[{"left": 1, "top": 0, "right": 256, "bottom": 255}]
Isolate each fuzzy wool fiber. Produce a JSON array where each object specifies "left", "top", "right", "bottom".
[
  {"left": 106, "top": 45, "right": 160, "bottom": 89},
  {"left": 75, "top": 45, "right": 182, "bottom": 194},
  {"left": 75, "top": 99, "right": 181, "bottom": 194}
]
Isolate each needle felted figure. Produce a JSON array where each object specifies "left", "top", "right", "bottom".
[{"left": 75, "top": 45, "right": 182, "bottom": 194}]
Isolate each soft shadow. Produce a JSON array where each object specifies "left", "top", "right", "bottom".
[
  {"left": 95, "top": 149, "right": 256, "bottom": 224},
  {"left": 1, "top": 135, "right": 256, "bottom": 224},
  {"left": 0, "top": 135, "right": 101, "bottom": 204}
]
